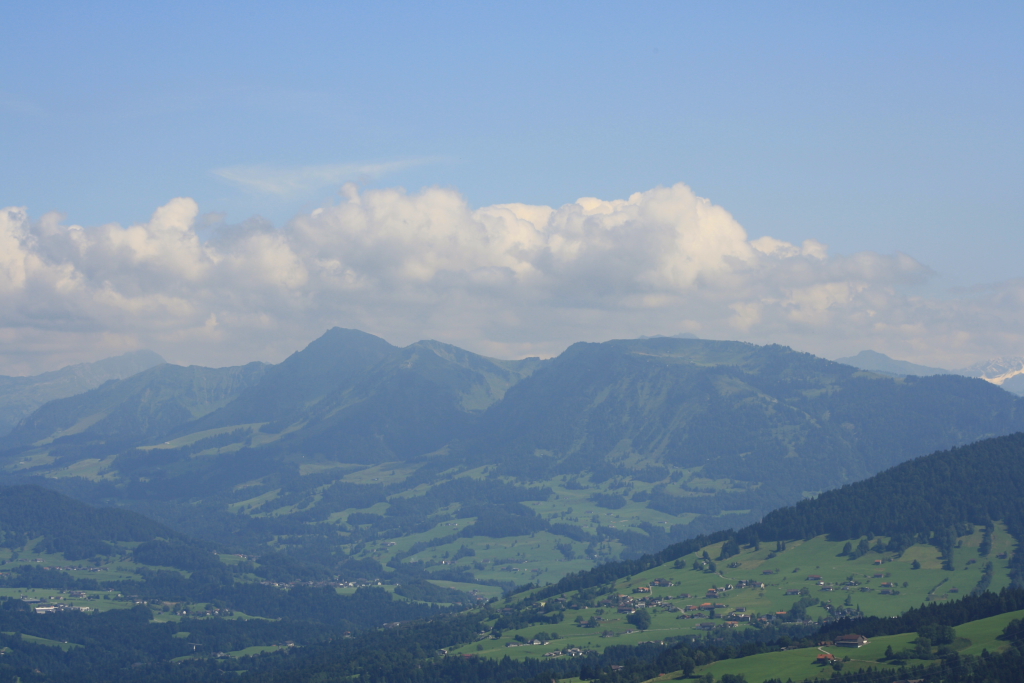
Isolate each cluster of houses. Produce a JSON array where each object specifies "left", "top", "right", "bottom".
[
  {"left": 259, "top": 579, "right": 383, "bottom": 590},
  {"left": 802, "top": 574, "right": 903, "bottom": 595},
  {"left": 601, "top": 588, "right": 679, "bottom": 615},
  {"left": 814, "top": 634, "right": 871, "bottom": 663},
  {"left": 30, "top": 603, "right": 92, "bottom": 614},
  {"left": 505, "top": 638, "right": 549, "bottom": 647},
  {"left": 543, "top": 647, "right": 591, "bottom": 658},
  {"left": 0, "top": 562, "right": 110, "bottom": 574}
]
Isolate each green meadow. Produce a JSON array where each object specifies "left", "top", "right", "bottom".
[
  {"left": 682, "top": 608, "right": 1024, "bottom": 683},
  {"left": 449, "top": 523, "right": 1017, "bottom": 660}
]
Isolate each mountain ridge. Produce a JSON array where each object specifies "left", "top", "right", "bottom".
[{"left": 0, "top": 350, "right": 165, "bottom": 437}]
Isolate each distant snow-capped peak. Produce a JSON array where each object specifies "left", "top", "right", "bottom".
[{"left": 958, "top": 357, "right": 1024, "bottom": 385}]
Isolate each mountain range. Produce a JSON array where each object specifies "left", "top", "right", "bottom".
[
  {"left": 2, "top": 328, "right": 1024, "bottom": 579},
  {"left": 836, "top": 349, "right": 1024, "bottom": 394}
]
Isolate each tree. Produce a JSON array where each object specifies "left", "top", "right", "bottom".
[
  {"left": 912, "top": 559, "right": 921, "bottom": 569},
  {"left": 627, "top": 609, "right": 651, "bottom": 630},
  {"left": 718, "top": 538, "right": 740, "bottom": 560}
]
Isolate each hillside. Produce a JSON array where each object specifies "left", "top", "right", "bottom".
[
  {"left": 439, "top": 431, "right": 1024, "bottom": 672},
  {"left": 0, "top": 350, "right": 165, "bottom": 436},
  {"left": 532, "top": 431, "right": 1024, "bottom": 601}
]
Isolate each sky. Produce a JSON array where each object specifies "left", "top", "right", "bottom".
[{"left": 1, "top": 1, "right": 1022, "bottom": 374}]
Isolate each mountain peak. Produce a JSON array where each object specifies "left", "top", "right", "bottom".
[{"left": 958, "top": 356, "right": 1024, "bottom": 385}]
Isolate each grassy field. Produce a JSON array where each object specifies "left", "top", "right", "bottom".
[
  {"left": 448, "top": 524, "right": 1017, "bottom": 660},
  {"left": 2, "top": 631, "right": 83, "bottom": 651},
  {"left": 680, "top": 608, "right": 1024, "bottom": 683}
]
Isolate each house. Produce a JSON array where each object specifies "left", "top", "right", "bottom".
[
  {"left": 873, "top": 559, "right": 884, "bottom": 565},
  {"left": 806, "top": 575, "right": 822, "bottom": 581},
  {"left": 633, "top": 586, "right": 651, "bottom": 594},
  {"left": 816, "top": 652, "right": 836, "bottom": 662},
  {"left": 835, "top": 634, "right": 869, "bottom": 648},
  {"left": 785, "top": 590, "right": 801, "bottom": 596}
]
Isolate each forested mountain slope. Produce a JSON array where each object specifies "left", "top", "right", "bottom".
[
  {"left": 537, "top": 431, "right": 1024, "bottom": 598},
  {"left": 0, "top": 484, "right": 180, "bottom": 559},
  {"left": 465, "top": 337, "right": 1024, "bottom": 506}
]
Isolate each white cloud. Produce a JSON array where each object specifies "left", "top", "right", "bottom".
[{"left": 0, "top": 182, "right": 1021, "bottom": 374}]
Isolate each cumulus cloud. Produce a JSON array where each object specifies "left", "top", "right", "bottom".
[{"left": 0, "top": 182, "right": 1020, "bottom": 374}]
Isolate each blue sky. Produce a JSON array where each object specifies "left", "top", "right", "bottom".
[{"left": 0, "top": 1, "right": 1022, "bottom": 372}]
